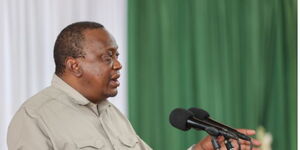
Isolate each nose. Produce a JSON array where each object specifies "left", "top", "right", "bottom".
[{"left": 113, "top": 59, "right": 122, "bottom": 70}]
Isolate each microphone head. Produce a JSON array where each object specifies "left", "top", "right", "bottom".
[
  {"left": 169, "top": 108, "right": 193, "bottom": 131},
  {"left": 188, "top": 107, "right": 210, "bottom": 119}
]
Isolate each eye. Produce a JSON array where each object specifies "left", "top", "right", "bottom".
[{"left": 102, "top": 55, "right": 113, "bottom": 64}]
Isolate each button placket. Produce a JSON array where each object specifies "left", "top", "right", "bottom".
[
  {"left": 86, "top": 103, "right": 100, "bottom": 117},
  {"left": 99, "top": 116, "right": 118, "bottom": 150}
]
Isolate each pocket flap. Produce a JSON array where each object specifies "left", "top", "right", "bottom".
[
  {"left": 119, "top": 136, "right": 139, "bottom": 147},
  {"left": 76, "top": 139, "right": 104, "bottom": 149}
]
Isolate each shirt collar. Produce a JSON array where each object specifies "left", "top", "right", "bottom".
[
  {"left": 51, "top": 74, "right": 111, "bottom": 114},
  {"left": 51, "top": 74, "right": 90, "bottom": 105}
]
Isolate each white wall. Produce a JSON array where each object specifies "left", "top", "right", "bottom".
[{"left": 0, "top": 0, "right": 127, "bottom": 149}]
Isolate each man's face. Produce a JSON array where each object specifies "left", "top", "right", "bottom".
[{"left": 79, "top": 28, "right": 122, "bottom": 102}]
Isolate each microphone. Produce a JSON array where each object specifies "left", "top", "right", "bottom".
[
  {"left": 169, "top": 108, "right": 238, "bottom": 140},
  {"left": 188, "top": 107, "right": 251, "bottom": 141}
]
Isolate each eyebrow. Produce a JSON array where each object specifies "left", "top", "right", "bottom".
[{"left": 107, "top": 48, "right": 119, "bottom": 54}]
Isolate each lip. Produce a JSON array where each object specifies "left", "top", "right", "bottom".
[
  {"left": 110, "top": 73, "right": 120, "bottom": 88},
  {"left": 109, "top": 79, "right": 120, "bottom": 88},
  {"left": 111, "top": 73, "right": 120, "bottom": 80}
]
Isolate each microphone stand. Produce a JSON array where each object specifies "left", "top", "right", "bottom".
[
  {"left": 224, "top": 137, "right": 234, "bottom": 150},
  {"left": 205, "top": 127, "right": 221, "bottom": 150},
  {"left": 205, "top": 127, "right": 238, "bottom": 150},
  {"left": 211, "top": 136, "right": 221, "bottom": 150},
  {"left": 249, "top": 139, "right": 253, "bottom": 150},
  {"left": 187, "top": 119, "right": 241, "bottom": 150}
]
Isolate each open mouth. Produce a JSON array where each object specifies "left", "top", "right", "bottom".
[
  {"left": 110, "top": 79, "right": 120, "bottom": 88},
  {"left": 110, "top": 73, "right": 120, "bottom": 87}
]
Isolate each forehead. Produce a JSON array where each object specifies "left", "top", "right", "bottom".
[{"left": 82, "top": 28, "right": 118, "bottom": 54}]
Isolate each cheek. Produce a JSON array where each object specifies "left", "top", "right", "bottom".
[{"left": 84, "top": 65, "right": 110, "bottom": 82}]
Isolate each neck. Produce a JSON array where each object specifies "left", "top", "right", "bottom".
[{"left": 57, "top": 73, "right": 106, "bottom": 104}]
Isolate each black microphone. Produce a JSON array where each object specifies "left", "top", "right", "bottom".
[
  {"left": 188, "top": 107, "right": 251, "bottom": 141},
  {"left": 169, "top": 108, "right": 238, "bottom": 140}
]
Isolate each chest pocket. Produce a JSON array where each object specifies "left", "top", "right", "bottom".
[
  {"left": 118, "top": 136, "right": 139, "bottom": 149},
  {"left": 76, "top": 139, "right": 105, "bottom": 150}
]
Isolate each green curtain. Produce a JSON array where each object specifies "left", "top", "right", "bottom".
[{"left": 128, "top": 0, "right": 296, "bottom": 150}]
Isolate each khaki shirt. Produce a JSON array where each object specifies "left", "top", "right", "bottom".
[{"left": 7, "top": 75, "right": 152, "bottom": 150}]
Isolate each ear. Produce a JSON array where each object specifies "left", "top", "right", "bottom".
[{"left": 65, "top": 57, "right": 83, "bottom": 77}]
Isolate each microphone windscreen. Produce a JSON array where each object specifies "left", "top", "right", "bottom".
[
  {"left": 188, "top": 107, "right": 210, "bottom": 119},
  {"left": 169, "top": 108, "right": 193, "bottom": 131}
]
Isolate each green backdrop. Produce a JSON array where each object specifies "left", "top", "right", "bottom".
[{"left": 128, "top": 0, "right": 296, "bottom": 149}]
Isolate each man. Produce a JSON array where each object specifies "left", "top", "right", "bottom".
[{"left": 7, "top": 22, "right": 260, "bottom": 150}]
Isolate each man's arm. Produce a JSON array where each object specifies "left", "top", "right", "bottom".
[{"left": 7, "top": 108, "right": 53, "bottom": 150}]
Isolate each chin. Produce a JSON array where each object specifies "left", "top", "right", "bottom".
[{"left": 106, "top": 90, "right": 118, "bottom": 98}]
